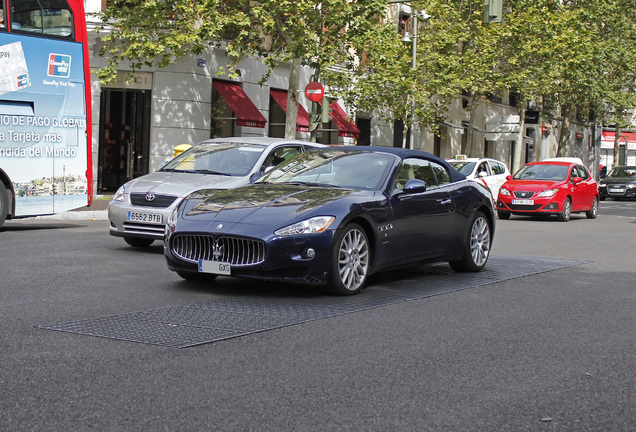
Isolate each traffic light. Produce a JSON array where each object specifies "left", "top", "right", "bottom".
[{"left": 484, "top": 0, "right": 502, "bottom": 23}]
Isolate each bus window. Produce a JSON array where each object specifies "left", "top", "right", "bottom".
[{"left": 10, "top": 0, "right": 74, "bottom": 39}]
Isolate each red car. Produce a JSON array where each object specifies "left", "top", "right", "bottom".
[{"left": 496, "top": 160, "right": 599, "bottom": 221}]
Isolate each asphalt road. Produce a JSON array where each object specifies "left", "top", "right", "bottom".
[{"left": 1, "top": 201, "right": 635, "bottom": 431}]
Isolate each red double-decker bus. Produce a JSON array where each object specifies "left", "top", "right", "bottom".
[{"left": 0, "top": 0, "right": 92, "bottom": 227}]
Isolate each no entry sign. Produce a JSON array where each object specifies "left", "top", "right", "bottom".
[{"left": 304, "top": 81, "right": 325, "bottom": 102}]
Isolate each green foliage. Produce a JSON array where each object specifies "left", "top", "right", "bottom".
[{"left": 96, "top": 0, "right": 636, "bottom": 141}]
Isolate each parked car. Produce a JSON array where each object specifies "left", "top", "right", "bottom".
[
  {"left": 164, "top": 146, "right": 495, "bottom": 295},
  {"left": 496, "top": 160, "right": 599, "bottom": 221},
  {"left": 109, "top": 137, "right": 324, "bottom": 247},
  {"left": 598, "top": 166, "right": 636, "bottom": 200},
  {"left": 446, "top": 155, "right": 510, "bottom": 201}
]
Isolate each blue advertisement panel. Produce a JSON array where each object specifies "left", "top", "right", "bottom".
[{"left": 0, "top": 33, "right": 88, "bottom": 216}]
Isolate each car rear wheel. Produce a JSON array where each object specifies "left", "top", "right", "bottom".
[
  {"left": 558, "top": 198, "right": 572, "bottom": 222},
  {"left": 450, "top": 211, "right": 491, "bottom": 272},
  {"left": 176, "top": 270, "right": 219, "bottom": 282},
  {"left": 124, "top": 237, "right": 155, "bottom": 247},
  {"left": 586, "top": 197, "right": 598, "bottom": 219},
  {"left": 497, "top": 210, "right": 510, "bottom": 220},
  {"left": 327, "top": 223, "right": 370, "bottom": 295}
]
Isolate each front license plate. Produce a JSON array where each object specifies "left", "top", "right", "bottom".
[
  {"left": 512, "top": 199, "right": 534, "bottom": 205},
  {"left": 199, "top": 260, "right": 231, "bottom": 275},
  {"left": 127, "top": 211, "right": 162, "bottom": 223},
  {"left": 609, "top": 188, "right": 625, "bottom": 193}
]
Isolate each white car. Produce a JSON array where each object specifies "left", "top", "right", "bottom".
[
  {"left": 447, "top": 156, "right": 511, "bottom": 200},
  {"left": 109, "top": 137, "right": 324, "bottom": 247}
]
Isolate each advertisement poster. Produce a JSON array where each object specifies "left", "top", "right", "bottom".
[{"left": 0, "top": 34, "right": 88, "bottom": 216}]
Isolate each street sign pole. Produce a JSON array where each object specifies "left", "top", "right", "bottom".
[{"left": 305, "top": 81, "right": 325, "bottom": 143}]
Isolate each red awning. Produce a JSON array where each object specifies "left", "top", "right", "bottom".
[
  {"left": 601, "top": 131, "right": 636, "bottom": 150},
  {"left": 213, "top": 80, "right": 266, "bottom": 128},
  {"left": 270, "top": 89, "right": 310, "bottom": 132},
  {"left": 328, "top": 102, "right": 361, "bottom": 138}
]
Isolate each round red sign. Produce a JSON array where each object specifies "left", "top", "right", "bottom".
[{"left": 304, "top": 81, "right": 325, "bottom": 102}]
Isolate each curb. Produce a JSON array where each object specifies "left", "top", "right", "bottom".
[{"left": 36, "top": 210, "right": 109, "bottom": 221}]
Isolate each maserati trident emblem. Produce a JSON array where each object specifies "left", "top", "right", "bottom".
[
  {"left": 145, "top": 193, "right": 156, "bottom": 201},
  {"left": 212, "top": 240, "right": 224, "bottom": 260}
]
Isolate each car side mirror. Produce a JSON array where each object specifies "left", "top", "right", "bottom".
[
  {"left": 249, "top": 172, "right": 263, "bottom": 183},
  {"left": 572, "top": 176, "right": 583, "bottom": 184},
  {"left": 506, "top": 175, "right": 513, "bottom": 180},
  {"left": 403, "top": 178, "right": 428, "bottom": 193},
  {"left": 478, "top": 171, "right": 488, "bottom": 178}
]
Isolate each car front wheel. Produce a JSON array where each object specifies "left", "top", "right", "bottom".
[
  {"left": 450, "top": 211, "right": 491, "bottom": 272},
  {"left": 124, "top": 237, "right": 155, "bottom": 247},
  {"left": 327, "top": 223, "right": 370, "bottom": 295},
  {"left": 558, "top": 198, "right": 572, "bottom": 222},
  {"left": 497, "top": 210, "right": 510, "bottom": 220}
]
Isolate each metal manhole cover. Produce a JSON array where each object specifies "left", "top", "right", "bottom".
[{"left": 39, "top": 255, "right": 589, "bottom": 348}]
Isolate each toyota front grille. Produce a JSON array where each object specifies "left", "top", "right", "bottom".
[
  {"left": 171, "top": 234, "right": 266, "bottom": 266},
  {"left": 131, "top": 193, "right": 178, "bottom": 208}
]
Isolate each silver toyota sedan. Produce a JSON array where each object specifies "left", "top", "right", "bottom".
[{"left": 108, "top": 137, "right": 324, "bottom": 247}]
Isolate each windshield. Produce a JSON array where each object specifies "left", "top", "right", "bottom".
[
  {"left": 514, "top": 164, "right": 569, "bottom": 181},
  {"left": 608, "top": 167, "right": 636, "bottom": 178},
  {"left": 258, "top": 150, "right": 395, "bottom": 191},
  {"left": 161, "top": 143, "right": 264, "bottom": 176},
  {"left": 448, "top": 161, "right": 476, "bottom": 175}
]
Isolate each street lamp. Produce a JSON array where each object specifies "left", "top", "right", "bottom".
[{"left": 392, "top": 3, "right": 430, "bottom": 148}]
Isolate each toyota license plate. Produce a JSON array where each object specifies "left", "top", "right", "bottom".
[
  {"left": 199, "top": 260, "right": 231, "bottom": 275},
  {"left": 512, "top": 199, "right": 534, "bottom": 205},
  {"left": 127, "top": 211, "right": 162, "bottom": 223}
]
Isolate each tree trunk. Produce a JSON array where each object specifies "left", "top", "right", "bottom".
[
  {"left": 556, "top": 115, "right": 570, "bottom": 157},
  {"left": 613, "top": 128, "right": 621, "bottom": 168},
  {"left": 284, "top": 59, "right": 302, "bottom": 140},
  {"left": 512, "top": 104, "right": 526, "bottom": 173},
  {"left": 463, "top": 93, "right": 478, "bottom": 156}
]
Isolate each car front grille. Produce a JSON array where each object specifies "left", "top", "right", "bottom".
[
  {"left": 513, "top": 191, "right": 535, "bottom": 199},
  {"left": 171, "top": 234, "right": 267, "bottom": 266},
  {"left": 131, "top": 193, "right": 178, "bottom": 208},
  {"left": 123, "top": 222, "right": 165, "bottom": 237},
  {"left": 507, "top": 204, "right": 543, "bottom": 211}
]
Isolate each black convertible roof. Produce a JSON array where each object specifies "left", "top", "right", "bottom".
[{"left": 330, "top": 146, "right": 466, "bottom": 183}]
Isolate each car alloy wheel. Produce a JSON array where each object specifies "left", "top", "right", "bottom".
[
  {"left": 470, "top": 215, "right": 491, "bottom": 267},
  {"left": 558, "top": 198, "right": 572, "bottom": 222},
  {"left": 450, "top": 211, "right": 491, "bottom": 272},
  {"left": 328, "top": 223, "right": 370, "bottom": 295}
]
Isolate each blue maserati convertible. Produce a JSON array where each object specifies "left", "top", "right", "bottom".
[{"left": 164, "top": 146, "right": 495, "bottom": 295}]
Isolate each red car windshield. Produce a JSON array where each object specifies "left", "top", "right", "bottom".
[{"left": 514, "top": 164, "right": 569, "bottom": 181}]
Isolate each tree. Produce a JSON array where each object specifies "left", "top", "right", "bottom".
[{"left": 97, "top": 0, "right": 389, "bottom": 139}]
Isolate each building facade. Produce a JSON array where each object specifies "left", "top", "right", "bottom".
[{"left": 84, "top": 1, "right": 600, "bottom": 196}]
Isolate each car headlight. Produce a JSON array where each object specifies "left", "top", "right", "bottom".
[
  {"left": 113, "top": 185, "right": 126, "bottom": 202},
  {"left": 628, "top": 184, "right": 636, "bottom": 189},
  {"left": 275, "top": 216, "right": 335, "bottom": 236},
  {"left": 165, "top": 200, "right": 183, "bottom": 238},
  {"left": 499, "top": 188, "right": 511, "bottom": 196},
  {"left": 537, "top": 189, "right": 558, "bottom": 198}
]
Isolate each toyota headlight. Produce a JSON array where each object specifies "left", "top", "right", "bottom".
[
  {"left": 113, "top": 185, "right": 126, "bottom": 202},
  {"left": 275, "top": 216, "right": 335, "bottom": 236},
  {"left": 537, "top": 189, "right": 558, "bottom": 198}
]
